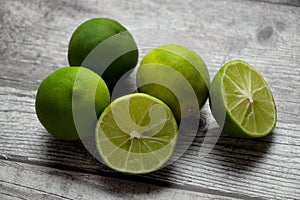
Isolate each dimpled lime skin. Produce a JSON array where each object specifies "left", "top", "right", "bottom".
[
  {"left": 210, "top": 60, "right": 277, "bottom": 138},
  {"left": 137, "top": 44, "right": 210, "bottom": 120},
  {"left": 35, "top": 67, "right": 110, "bottom": 140},
  {"left": 68, "top": 18, "right": 138, "bottom": 91}
]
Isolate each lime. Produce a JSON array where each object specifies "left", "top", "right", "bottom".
[
  {"left": 210, "top": 60, "right": 277, "bottom": 138},
  {"left": 95, "top": 93, "right": 178, "bottom": 174},
  {"left": 36, "top": 67, "right": 110, "bottom": 140},
  {"left": 68, "top": 18, "right": 138, "bottom": 91},
  {"left": 136, "top": 44, "right": 210, "bottom": 120}
]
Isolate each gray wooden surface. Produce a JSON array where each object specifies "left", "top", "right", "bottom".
[{"left": 0, "top": 0, "right": 299, "bottom": 199}]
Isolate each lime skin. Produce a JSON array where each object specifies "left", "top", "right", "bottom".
[
  {"left": 136, "top": 44, "right": 210, "bottom": 120},
  {"left": 35, "top": 67, "right": 110, "bottom": 140},
  {"left": 68, "top": 18, "right": 138, "bottom": 92}
]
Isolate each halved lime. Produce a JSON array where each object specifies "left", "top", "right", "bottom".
[
  {"left": 210, "top": 60, "right": 276, "bottom": 138},
  {"left": 95, "top": 93, "right": 178, "bottom": 174}
]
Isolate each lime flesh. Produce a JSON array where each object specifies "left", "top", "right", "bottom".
[
  {"left": 210, "top": 60, "right": 276, "bottom": 138},
  {"left": 95, "top": 93, "right": 178, "bottom": 174}
]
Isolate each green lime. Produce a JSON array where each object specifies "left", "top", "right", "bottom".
[
  {"left": 136, "top": 44, "right": 210, "bottom": 120},
  {"left": 68, "top": 18, "right": 138, "bottom": 91},
  {"left": 210, "top": 60, "right": 277, "bottom": 138},
  {"left": 95, "top": 93, "right": 178, "bottom": 174},
  {"left": 36, "top": 67, "right": 110, "bottom": 140}
]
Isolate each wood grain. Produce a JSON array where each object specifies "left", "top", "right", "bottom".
[
  {"left": 1, "top": 160, "right": 239, "bottom": 200},
  {"left": 1, "top": 0, "right": 300, "bottom": 199},
  {"left": 1, "top": 88, "right": 299, "bottom": 199},
  {"left": 251, "top": 0, "right": 300, "bottom": 6}
]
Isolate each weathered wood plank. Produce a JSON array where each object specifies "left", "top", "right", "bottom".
[
  {"left": 0, "top": 0, "right": 299, "bottom": 90},
  {"left": 0, "top": 0, "right": 300, "bottom": 199},
  {"left": 251, "top": 0, "right": 300, "bottom": 6},
  {"left": 0, "top": 160, "right": 239, "bottom": 200},
  {"left": 1, "top": 87, "right": 299, "bottom": 199}
]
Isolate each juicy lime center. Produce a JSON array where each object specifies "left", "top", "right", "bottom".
[
  {"left": 95, "top": 94, "right": 178, "bottom": 174},
  {"left": 223, "top": 62, "right": 275, "bottom": 134},
  {"left": 130, "top": 130, "right": 141, "bottom": 139}
]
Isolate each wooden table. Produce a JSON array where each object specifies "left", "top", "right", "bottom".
[{"left": 1, "top": 0, "right": 299, "bottom": 199}]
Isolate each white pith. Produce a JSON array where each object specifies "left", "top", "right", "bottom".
[{"left": 130, "top": 130, "right": 141, "bottom": 139}]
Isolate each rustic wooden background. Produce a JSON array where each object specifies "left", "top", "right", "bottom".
[{"left": 0, "top": 0, "right": 299, "bottom": 199}]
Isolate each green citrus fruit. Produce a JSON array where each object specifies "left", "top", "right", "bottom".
[
  {"left": 36, "top": 67, "right": 110, "bottom": 140},
  {"left": 95, "top": 93, "right": 178, "bottom": 174},
  {"left": 210, "top": 60, "right": 277, "bottom": 138},
  {"left": 68, "top": 18, "right": 138, "bottom": 91},
  {"left": 136, "top": 44, "right": 210, "bottom": 120}
]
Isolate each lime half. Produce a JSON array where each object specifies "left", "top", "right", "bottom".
[
  {"left": 95, "top": 93, "right": 178, "bottom": 174},
  {"left": 210, "top": 60, "right": 276, "bottom": 138}
]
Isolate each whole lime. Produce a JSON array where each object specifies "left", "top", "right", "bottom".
[
  {"left": 136, "top": 44, "right": 210, "bottom": 120},
  {"left": 35, "top": 67, "right": 110, "bottom": 140},
  {"left": 68, "top": 18, "right": 138, "bottom": 91}
]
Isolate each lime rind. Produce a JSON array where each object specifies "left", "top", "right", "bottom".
[
  {"left": 153, "top": 44, "right": 210, "bottom": 88},
  {"left": 36, "top": 67, "right": 110, "bottom": 140},
  {"left": 137, "top": 44, "right": 210, "bottom": 120},
  {"left": 68, "top": 18, "right": 138, "bottom": 92},
  {"left": 95, "top": 93, "right": 178, "bottom": 174}
]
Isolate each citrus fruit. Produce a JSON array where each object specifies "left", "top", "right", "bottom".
[
  {"left": 95, "top": 93, "right": 178, "bottom": 174},
  {"left": 210, "top": 60, "right": 277, "bottom": 138},
  {"left": 68, "top": 18, "right": 138, "bottom": 91},
  {"left": 136, "top": 44, "right": 210, "bottom": 120},
  {"left": 36, "top": 67, "right": 110, "bottom": 140}
]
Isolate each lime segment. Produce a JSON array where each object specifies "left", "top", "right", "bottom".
[
  {"left": 95, "top": 93, "right": 178, "bottom": 174},
  {"left": 210, "top": 60, "right": 276, "bottom": 138}
]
